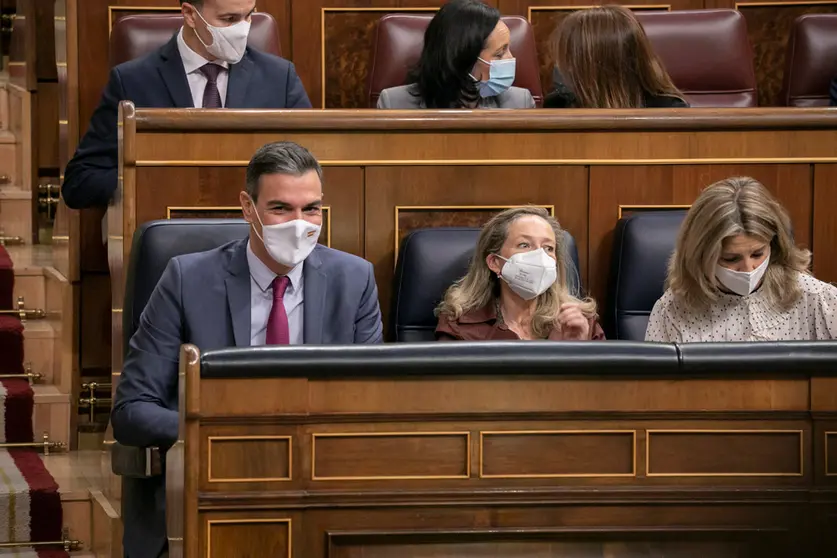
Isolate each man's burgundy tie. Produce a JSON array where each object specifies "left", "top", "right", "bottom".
[
  {"left": 265, "top": 276, "right": 290, "bottom": 345},
  {"left": 199, "top": 63, "right": 223, "bottom": 108}
]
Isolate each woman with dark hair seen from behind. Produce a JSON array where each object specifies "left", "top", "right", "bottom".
[
  {"left": 377, "top": 0, "right": 535, "bottom": 109},
  {"left": 545, "top": 5, "right": 688, "bottom": 109},
  {"left": 646, "top": 177, "right": 837, "bottom": 342},
  {"left": 435, "top": 206, "right": 604, "bottom": 341}
]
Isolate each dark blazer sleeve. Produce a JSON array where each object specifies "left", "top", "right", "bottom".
[
  {"left": 62, "top": 67, "right": 124, "bottom": 209},
  {"left": 544, "top": 67, "right": 577, "bottom": 109},
  {"left": 285, "top": 61, "right": 312, "bottom": 108},
  {"left": 353, "top": 261, "right": 384, "bottom": 343},
  {"left": 111, "top": 258, "right": 184, "bottom": 448},
  {"left": 830, "top": 75, "right": 837, "bottom": 107}
]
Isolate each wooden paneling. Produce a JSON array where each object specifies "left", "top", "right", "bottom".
[
  {"left": 736, "top": 2, "right": 837, "bottom": 106},
  {"left": 132, "top": 166, "right": 361, "bottom": 255},
  {"left": 207, "top": 435, "right": 292, "bottom": 483},
  {"left": 812, "top": 165, "right": 837, "bottom": 280},
  {"left": 321, "top": 7, "right": 437, "bottom": 108},
  {"left": 365, "top": 165, "right": 588, "bottom": 319},
  {"left": 588, "top": 164, "right": 812, "bottom": 305},
  {"left": 327, "top": 530, "right": 786, "bottom": 558},
  {"left": 826, "top": 431, "right": 837, "bottom": 477},
  {"left": 166, "top": 347, "right": 837, "bottom": 557},
  {"left": 312, "top": 432, "right": 470, "bottom": 480},
  {"left": 480, "top": 430, "right": 636, "bottom": 478},
  {"left": 646, "top": 430, "right": 804, "bottom": 477},
  {"left": 80, "top": 272, "right": 112, "bottom": 370},
  {"left": 204, "top": 516, "right": 291, "bottom": 558}
]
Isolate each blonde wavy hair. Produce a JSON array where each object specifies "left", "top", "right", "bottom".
[
  {"left": 551, "top": 5, "right": 685, "bottom": 108},
  {"left": 436, "top": 206, "right": 597, "bottom": 339},
  {"left": 667, "top": 176, "right": 811, "bottom": 311}
]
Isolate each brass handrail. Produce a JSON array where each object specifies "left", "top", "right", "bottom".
[
  {"left": 80, "top": 381, "right": 114, "bottom": 421},
  {"left": 0, "top": 529, "right": 81, "bottom": 551},
  {"left": 0, "top": 297, "right": 46, "bottom": 320},
  {"left": 0, "top": 433, "right": 64, "bottom": 455},
  {"left": 0, "top": 235, "right": 23, "bottom": 246},
  {"left": 0, "top": 362, "right": 42, "bottom": 384}
]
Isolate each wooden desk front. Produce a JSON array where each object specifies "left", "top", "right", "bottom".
[{"left": 165, "top": 344, "right": 837, "bottom": 557}]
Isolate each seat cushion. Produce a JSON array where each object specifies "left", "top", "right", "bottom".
[
  {"left": 636, "top": 10, "right": 757, "bottom": 107},
  {"left": 606, "top": 211, "right": 686, "bottom": 340},
  {"left": 124, "top": 219, "right": 250, "bottom": 352},
  {"left": 780, "top": 13, "right": 837, "bottom": 107}
]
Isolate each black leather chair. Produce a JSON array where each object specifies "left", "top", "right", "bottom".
[
  {"left": 605, "top": 211, "right": 686, "bottom": 341},
  {"left": 114, "top": 219, "right": 251, "bottom": 558},
  {"left": 114, "top": 220, "right": 249, "bottom": 475},
  {"left": 123, "top": 219, "right": 250, "bottom": 346},
  {"left": 391, "top": 227, "right": 581, "bottom": 342}
]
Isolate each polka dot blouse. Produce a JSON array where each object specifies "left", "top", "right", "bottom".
[{"left": 645, "top": 272, "right": 837, "bottom": 342}]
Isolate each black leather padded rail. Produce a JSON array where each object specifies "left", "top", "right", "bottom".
[
  {"left": 201, "top": 341, "right": 678, "bottom": 378},
  {"left": 391, "top": 227, "right": 582, "bottom": 342},
  {"left": 605, "top": 211, "right": 687, "bottom": 340},
  {"left": 678, "top": 341, "right": 837, "bottom": 374},
  {"left": 124, "top": 219, "right": 250, "bottom": 354},
  {"left": 199, "top": 341, "right": 837, "bottom": 379}
]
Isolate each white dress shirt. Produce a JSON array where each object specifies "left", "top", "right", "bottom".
[
  {"left": 646, "top": 272, "right": 837, "bottom": 342},
  {"left": 176, "top": 27, "right": 229, "bottom": 108},
  {"left": 246, "top": 241, "right": 304, "bottom": 345}
]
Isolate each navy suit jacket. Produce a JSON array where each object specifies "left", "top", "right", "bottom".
[
  {"left": 112, "top": 239, "right": 383, "bottom": 558},
  {"left": 62, "top": 36, "right": 311, "bottom": 209}
]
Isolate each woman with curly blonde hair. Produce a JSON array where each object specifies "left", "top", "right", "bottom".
[
  {"left": 646, "top": 176, "right": 837, "bottom": 342},
  {"left": 436, "top": 206, "right": 604, "bottom": 341}
]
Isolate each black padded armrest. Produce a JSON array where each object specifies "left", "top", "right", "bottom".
[{"left": 111, "top": 442, "right": 162, "bottom": 478}]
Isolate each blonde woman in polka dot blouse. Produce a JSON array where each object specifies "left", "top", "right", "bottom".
[{"left": 645, "top": 176, "right": 837, "bottom": 343}]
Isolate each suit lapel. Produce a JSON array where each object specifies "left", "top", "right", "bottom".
[
  {"left": 157, "top": 36, "right": 194, "bottom": 108},
  {"left": 226, "top": 50, "right": 254, "bottom": 108},
  {"left": 224, "top": 240, "right": 252, "bottom": 347},
  {"left": 302, "top": 247, "right": 326, "bottom": 344}
]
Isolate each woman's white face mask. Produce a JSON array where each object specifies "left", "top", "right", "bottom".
[
  {"left": 495, "top": 248, "right": 557, "bottom": 300},
  {"left": 715, "top": 256, "right": 770, "bottom": 296}
]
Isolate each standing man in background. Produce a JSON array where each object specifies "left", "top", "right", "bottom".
[{"left": 62, "top": 0, "right": 311, "bottom": 209}]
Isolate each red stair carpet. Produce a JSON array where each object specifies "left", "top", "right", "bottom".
[{"left": 0, "top": 246, "right": 67, "bottom": 557}]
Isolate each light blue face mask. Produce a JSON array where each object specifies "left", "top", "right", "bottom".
[{"left": 475, "top": 56, "right": 516, "bottom": 98}]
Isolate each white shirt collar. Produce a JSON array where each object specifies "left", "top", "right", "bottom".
[
  {"left": 176, "top": 26, "right": 228, "bottom": 75},
  {"left": 246, "top": 240, "right": 303, "bottom": 294}
]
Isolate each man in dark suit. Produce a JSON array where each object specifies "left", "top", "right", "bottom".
[
  {"left": 112, "top": 141, "right": 383, "bottom": 558},
  {"left": 62, "top": 0, "right": 311, "bottom": 209},
  {"left": 830, "top": 74, "right": 836, "bottom": 106}
]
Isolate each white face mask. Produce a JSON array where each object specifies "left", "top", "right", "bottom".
[
  {"left": 715, "top": 256, "right": 770, "bottom": 297},
  {"left": 192, "top": 8, "right": 251, "bottom": 64},
  {"left": 496, "top": 248, "right": 558, "bottom": 300},
  {"left": 250, "top": 205, "right": 321, "bottom": 268}
]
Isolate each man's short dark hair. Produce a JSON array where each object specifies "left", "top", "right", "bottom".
[
  {"left": 245, "top": 141, "right": 323, "bottom": 201},
  {"left": 180, "top": 0, "right": 202, "bottom": 6}
]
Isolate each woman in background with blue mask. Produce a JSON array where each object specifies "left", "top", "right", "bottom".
[
  {"left": 646, "top": 177, "right": 837, "bottom": 342},
  {"left": 435, "top": 207, "right": 603, "bottom": 341},
  {"left": 377, "top": 0, "right": 535, "bottom": 109}
]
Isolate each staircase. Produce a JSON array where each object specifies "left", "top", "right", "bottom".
[{"left": 0, "top": 73, "right": 105, "bottom": 557}]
